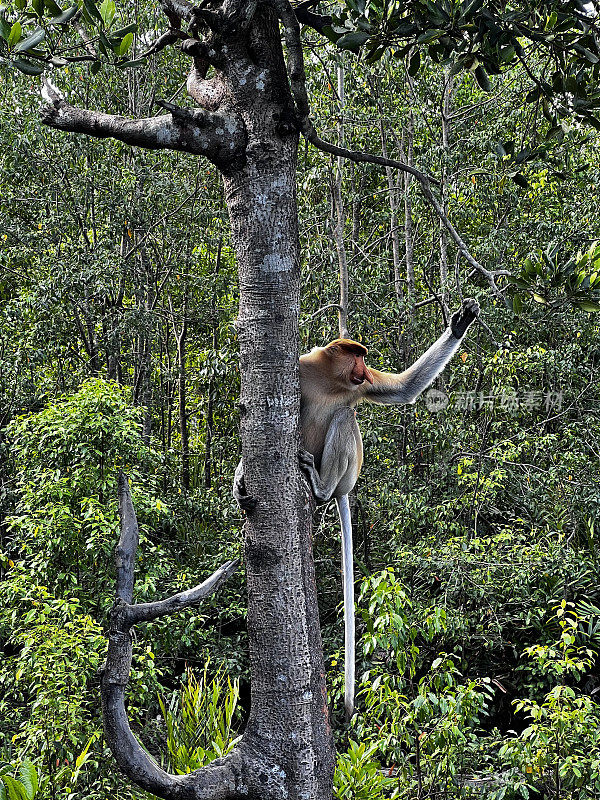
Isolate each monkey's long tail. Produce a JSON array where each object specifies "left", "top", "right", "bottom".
[{"left": 336, "top": 494, "right": 355, "bottom": 722}]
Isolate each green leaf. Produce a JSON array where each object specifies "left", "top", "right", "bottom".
[
  {"left": 49, "top": 3, "right": 78, "bottom": 24},
  {"left": 110, "top": 22, "right": 137, "bottom": 38},
  {"left": 546, "top": 124, "right": 564, "bottom": 141},
  {"left": 532, "top": 292, "right": 547, "bottom": 304},
  {"left": 13, "top": 58, "right": 45, "bottom": 74},
  {"left": 499, "top": 45, "right": 515, "bottom": 63},
  {"left": 336, "top": 30, "right": 369, "bottom": 52},
  {"left": 460, "top": 0, "right": 484, "bottom": 21},
  {"left": 82, "top": 0, "right": 103, "bottom": 24},
  {"left": 0, "top": 16, "right": 11, "bottom": 41},
  {"left": 116, "top": 57, "right": 146, "bottom": 68},
  {"left": 44, "top": 0, "right": 62, "bottom": 15},
  {"left": 99, "top": 0, "right": 115, "bottom": 25},
  {"left": 0, "top": 782, "right": 5, "bottom": 800},
  {"left": 2, "top": 777, "right": 27, "bottom": 800},
  {"left": 512, "top": 293, "right": 523, "bottom": 314},
  {"left": 32, "top": 0, "right": 44, "bottom": 17},
  {"left": 582, "top": 113, "right": 600, "bottom": 131},
  {"left": 574, "top": 300, "right": 600, "bottom": 312},
  {"left": 417, "top": 28, "right": 444, "bottom": 44},
  {"left": 408, "top": 50, "right": 420, "bottom": 77},
  {"left": 513, "top": 173, "right": 529, "bottom": 189},
  {"left": 90, "top": 59, "right": 101, "bottom": 74},
  {"left": 320, "top": 24, "right": 340, "bottom": 44},
  {"left": 17, "top": 763, "right": 38, "bottom": 800},
  {"left": 14, "top": 27, "right": 45, "bottom": 52},
  {"left": 116, "top": 30, "right": 133, "bottom": 55},
  {"left": 474, "top": 65, "right": 491, "bottom": 91},
  {"left": 8, "top": 21, "right": 22, "bottom": 48}
]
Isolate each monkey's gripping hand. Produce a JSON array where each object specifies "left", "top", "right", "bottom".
[
  {"left": 450, "top": 298, "right": 480, "bottom": 340},
  {"left": 233, "top": 460, "right": 257, "bottom": 513}
]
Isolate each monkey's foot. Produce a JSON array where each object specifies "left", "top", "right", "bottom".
[
  {"left": 450, "top": 298, "right": 480, "bottom": 339},
  {"left": 233, "top": 463, "right": 257, "bottom": 513},
  {"left": 299, "top": 449, "right": 329, "bottom": 503}
]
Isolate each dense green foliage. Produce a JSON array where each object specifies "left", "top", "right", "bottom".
[{"left": 2, "top": 3, "right": 600, "bottom": 797}]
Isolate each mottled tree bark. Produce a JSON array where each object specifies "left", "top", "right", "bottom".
[
  {"left": 331, "top": 59, "right": 349, "bottom": 338},
  {"left": 439, "top": 69, "right": 453, "bottom": 316}
]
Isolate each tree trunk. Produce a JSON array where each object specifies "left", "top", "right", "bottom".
[
  {"left": 222, "top": 19, "right": 334, "bottom": 784},
  {"left": 379, "top": 121, "right": 402, "bottom": 301},
  {"left": 439, "top": 70, "right": 453, "bottom": 316},
  {"left": 170, "top": 293, "right": 190, "bottom": 491},
  {"left": 204, "top": 240, "right": 221, "bottom": 490},
  {"left": 177, "top": 316, "right": 189, "bottom": 491},
  {"left": 403, "top": 110, "right": 416, "bottom": 317},
  {"left": 331, "top": 58, "right": 349, "bottom": 338}
]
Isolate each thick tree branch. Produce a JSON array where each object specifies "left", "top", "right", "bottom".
[
  {"left": 293, "top": 0, "right": 331, "bottom": 34},
  {"left": 418, "top": 180, "right": 509, "bottom": 300},
  {"left": 125, "top": 559, "right": 240, "bottom": 624},
  {"left": 139, "top": 29, "right": 187, "bottom": 58},
  {"left": 158, "top": 0, "right": 196, "bottom": 26},
  {"left": 102, "top": 474, "right": 246, "bottom": 799},
  {"left": 302, "top": 122, "right": 439, "bottom": 184},
  {"left": 40, "top": 78, "right": 247, "bottom": 172}
]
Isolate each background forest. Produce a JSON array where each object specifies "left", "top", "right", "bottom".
[{"left": 2, "top": 4, "right": 600, "bottom": 797}]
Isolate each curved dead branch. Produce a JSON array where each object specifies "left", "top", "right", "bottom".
[{"left": 101, "top": 474, "right": 246, "bottom": 799}]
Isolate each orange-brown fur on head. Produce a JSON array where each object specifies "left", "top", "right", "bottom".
[{"left": 323, "top": 338, "right": 368, "bottom": 357}]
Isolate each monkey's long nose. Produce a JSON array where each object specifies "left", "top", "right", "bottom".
[{"left": 363, "top": 366, "right": 374, "bottom": 384}]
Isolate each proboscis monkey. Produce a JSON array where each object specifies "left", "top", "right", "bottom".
[{"left": 234, "top": 298, "right": 480, "bottom": 721}]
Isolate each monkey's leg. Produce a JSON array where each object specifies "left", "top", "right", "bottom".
[
  {"left": 299, "top": 408, "right": 360, "bottom": 503},
  {"left": 232, "top": 460, "right": 257, "bottom": 512}
]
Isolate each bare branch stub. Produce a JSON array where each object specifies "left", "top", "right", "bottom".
[{"left": 116, "top": 471, "right": 138, "bottom": 603}]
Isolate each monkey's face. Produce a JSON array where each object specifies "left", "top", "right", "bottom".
[
  {"left": 327, "top": 345, "right": 374, "bottom": 389},
  {"left": 348, "top": 353, "right": 374, "bottom": 386}
]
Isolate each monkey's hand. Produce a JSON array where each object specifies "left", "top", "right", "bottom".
[
  {"left": 450, "top": 298, "right": 480, "bottom": 339},
  {"left": 233, "top": 460, "right": 257, "bottom": 513},
  {"left": 299, "top": 449, "right": 329, "bottom": 504}
]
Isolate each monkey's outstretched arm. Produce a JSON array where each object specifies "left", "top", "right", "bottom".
[{"left": 364, "top": 298, "right": 479, "bottom": 406}]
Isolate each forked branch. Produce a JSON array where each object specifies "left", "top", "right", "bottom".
[{"left": 101, "top": 473, "right": 246, "bottom": 799}]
